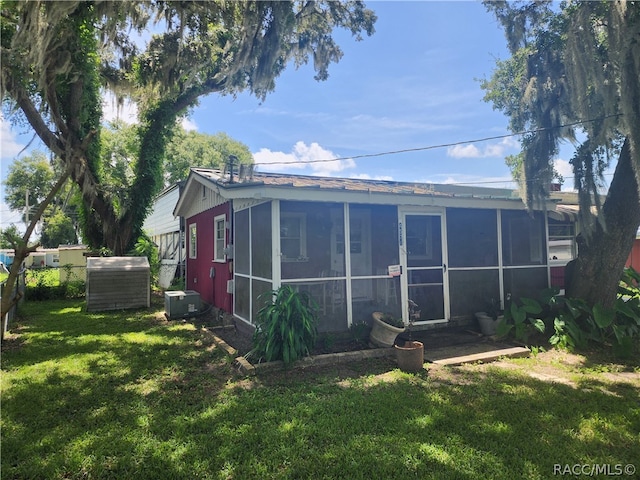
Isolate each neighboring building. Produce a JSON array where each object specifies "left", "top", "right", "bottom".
[
  {"left": 143, "top": 183, "right": 185, "bottom": 287},
  {"left": 0, "top": 250, "right": 15, "bottom": 266},
  {"left": 626, "top": 234, "right": 640, "bottom": 272},
  {"left": 58, "top": 245, "right": 88, "bottom": 282},
  {"left": 174, "top": 168, "right": 579, "bottom": 334},
  {"left": 27, "top": 248, "right": 59, "bottom": 268},
  {"left": 143, "top": 183, "right": 185, "bottom": 261}
]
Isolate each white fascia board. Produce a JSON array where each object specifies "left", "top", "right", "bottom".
[
  {"left": 174, "top": 172, "right": 223, "bottom": 217},
  {"left": 218, "top": 184, "right": 551, "bottom": 211}
]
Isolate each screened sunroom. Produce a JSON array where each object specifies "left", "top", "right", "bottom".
[{"left": 232, "top": 196, "right": 550, "bottom": 333}]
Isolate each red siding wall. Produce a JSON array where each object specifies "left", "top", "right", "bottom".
[
  {"left": 626, "top": 238, "right": 640, "bottom": 272},
  {"left": 186, "top": 203, "right": 233, "bottom": 312}
]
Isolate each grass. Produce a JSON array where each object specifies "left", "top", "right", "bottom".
[{"left": 2, "top": 299, "right": 639, "bottom": 479}]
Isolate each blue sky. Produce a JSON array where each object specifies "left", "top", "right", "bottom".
[{"left": 1, "top": 1, "right": 578, "bottom": 230}]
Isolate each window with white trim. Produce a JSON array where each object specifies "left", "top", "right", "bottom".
[
  {"left": 280, "top": 212, "right": 307, "bottom": 261},
  {"left": 214, "top": 214, "right": 226, "bottom": 262},
  {"left": 189, "top": 223, "right": 197, "bottom": 259}
]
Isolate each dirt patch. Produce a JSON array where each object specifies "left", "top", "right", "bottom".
[
  {"left": 202, "top": 316, "right": 371, "bottom": 357},
  {"left": 190, "top": 308, "right": 640, "bottom": 389},
  {"left": 198, "top": 309, "right": 371, "bottom": 356}
]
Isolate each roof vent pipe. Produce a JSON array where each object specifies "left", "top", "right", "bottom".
[{"left": 227, "top": 155, "right": 238, "bottom": 183}]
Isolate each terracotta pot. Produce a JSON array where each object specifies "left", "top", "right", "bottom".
[
  {"left": 370, "top": 312, "right": 405, "bottom": 348},
  {"left": 394, "top": 340, "right": 424, "bottom": 373}
]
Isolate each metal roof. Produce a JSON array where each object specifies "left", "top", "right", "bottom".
[{"left": 190, "top": 168, "right": 521, "bottom": 201}]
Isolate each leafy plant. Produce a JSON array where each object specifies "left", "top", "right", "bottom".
[
  {"left": 131, "top": 234, "right": 160, "bottom": 284},
  {"left": 485, "top": 297, "right": 504, "bottom": 320},
  {"left": 549, "top": 268, "right": 640, "bottom": 357},
  {"left": 497, "top": 295, "right": 546, "bottom": 342},
  {"left": 24, "top": 267, "right": 85, "bottom": 301},
  {"left": 249, "top": 285, "right": 319, "bottom": 366},
  {"left": 379, "top": 312, "right": 404, "bottom": 329},
  {"left": 350, "top": 320, "right": 370, "bottom": 346}
]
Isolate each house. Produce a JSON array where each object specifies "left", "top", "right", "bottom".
[
  {"left": 174, "top": 167, "right": 576, "bottom": 333},
  {"left": 27, "top": 248, "right": 59, "bottom": 268},
  {"left": 58, "top": 244, "right": 88, "bottom": 282},
  {"left": 143, "top": 182, "right": 186, "bottom": 288}
]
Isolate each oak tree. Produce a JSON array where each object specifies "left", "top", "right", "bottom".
[
  {"left": 0, "top": 1, "right": 376, "bottom": 327},
  {"left": 482, "top": 0, "right": 640, "bottom": 309}
]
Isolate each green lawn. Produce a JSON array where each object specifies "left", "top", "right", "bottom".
[{"left": 1, "top": 299, "right": 639, "bottom": 479}]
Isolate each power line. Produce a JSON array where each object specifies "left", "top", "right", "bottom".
[
  {"left": 442, "top": 171, "right": 615, "bottom": 187},
  {"left": 256, "top": 114, "right": 623, "bottom": 166}
]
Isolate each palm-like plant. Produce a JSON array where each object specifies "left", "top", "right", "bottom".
[{"left": 250, "top": 285, "right": 319, "bottom": 366}]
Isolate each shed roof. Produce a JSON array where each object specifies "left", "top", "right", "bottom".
[{"left": 87, "top": 256, "right": 150, "bottom": 271}]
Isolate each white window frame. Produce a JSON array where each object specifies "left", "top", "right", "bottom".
[
  {"left": 189, "top": 223, "right": 197, "bottom": 259},
  {"left": 280, "top": 212, "right": 307, "bottom": 261},
  {"left": 214, "top": 214, "right": 226, "bottom": 262}
]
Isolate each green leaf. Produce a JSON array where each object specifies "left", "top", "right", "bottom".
[
  {"left": 496, "top": 320, "right": 512, "bottom": 337},
  {"left": 530, "top": 318, "right": 545, "bottom": 333},
  {"left": 511, "top": 303, "right": 526, "bottom": 324},
  {"left": 521, "top": 297, "right": 542, "bottom": 314},
  {"left": 592, "top": 304, "right": 614, "bottom": 329}
]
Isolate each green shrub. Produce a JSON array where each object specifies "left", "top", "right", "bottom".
[
  {"left": 24, "top": 268, "right": 85, "bottom": 301},
  {"left": 497, "top": 272, "right": 640, "bottom": 357},
  {"left": 497, "top": 295, "right": 546, "bottom": 342},
  {"left": 249, "top": 285, "right": 319, "bottom": 366},
  {"left": 549, "top": 267, "right": 640, "bottom": 357},
  {"left": 350, "top": 320, "right": 371, "bottom": 346}
]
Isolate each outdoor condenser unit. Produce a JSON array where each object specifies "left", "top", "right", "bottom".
[{"left": 164, "top": 290, "right": 201, "bottom": 319}]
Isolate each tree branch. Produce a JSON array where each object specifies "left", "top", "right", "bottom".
[{"left": 11, "top": 81, "right": 65, "bottom": 157}]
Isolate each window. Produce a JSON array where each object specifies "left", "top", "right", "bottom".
[
  {"left": 446, "top": 208, "right": 498, "bottom": 267},
  {"left": 280, "top": 212, "right": 307, "bottom": 261},
  {"left": 214, "top": 215, "right": 226, "bottom": 262},
  {"left": 548, "top": 219, "right": 575, "bottom": 264},
  {"left": 189, "top": 223, "right": 197, "bottom": 259},
  {"left": 406, "top": 216, "right": 433, "bottom": 260},
  {"left": 501, "top": 211, "right": 546, "bottom": 266}
]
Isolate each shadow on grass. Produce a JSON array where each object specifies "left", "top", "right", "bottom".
[{"left": 2, "top": 300, "right": 639, "bottom": 479}]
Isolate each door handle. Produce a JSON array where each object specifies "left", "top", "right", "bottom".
[{"left": 443, "top": 264, "right": 447, "bottom": 273}]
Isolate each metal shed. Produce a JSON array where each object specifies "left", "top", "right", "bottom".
[{"left": 86, "top": 257, "right": 150, "bottom": 312}]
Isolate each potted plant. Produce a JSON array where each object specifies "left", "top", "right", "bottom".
[
  {"left": 370, "top": 311, "right": 405, "bottom": 348},
  {"left": 475, "top": 297, "right": 504, "bottom": 336},
  {"left": 394, "top": 299, "right": 424, "bottom": 373}
]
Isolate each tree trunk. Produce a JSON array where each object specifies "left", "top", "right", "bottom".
[
  {"left": 566, "top": 139, "right": 640, "bottom": 309},
  {"left": 0, "top": 167, "right": 72, "bottom": 341}
]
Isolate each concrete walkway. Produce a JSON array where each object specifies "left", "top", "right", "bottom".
[{"left": 409, "top": 328, "right": 530, "bottom": 366}]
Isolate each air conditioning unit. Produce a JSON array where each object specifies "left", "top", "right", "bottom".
[{"left": 164, "top": 290, "right": 201, "bottom": 319}]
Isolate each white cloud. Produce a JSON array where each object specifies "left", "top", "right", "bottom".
[
  {"left": 447, "top": 137, "right": 519, "bottom": 159},
  {"left": 350, "top": 173, "right": 394, "bottom": 181},
  {"left": 553, "top": 158, "right": 573, "bottom": 179},
  {"left": 553, "top": 158, "right": 578, "bottom": 192},
  {"left": 447, "top": 144, "right": 481, "bottom": 158},
  {"left": 0, "top": 115, "right": 26, "bottom": 160},
  {"left": 421, "top": 173, "right": 517, "bottom": 188},
  {"left": 102, "top": 91, "right": 138, "bottom": 124},
  {"left": 180, "top": 117, "right": 198, "bottom": 131},
  {"left": 254, "top": 141, "right": 356, "bottom": 177}
]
